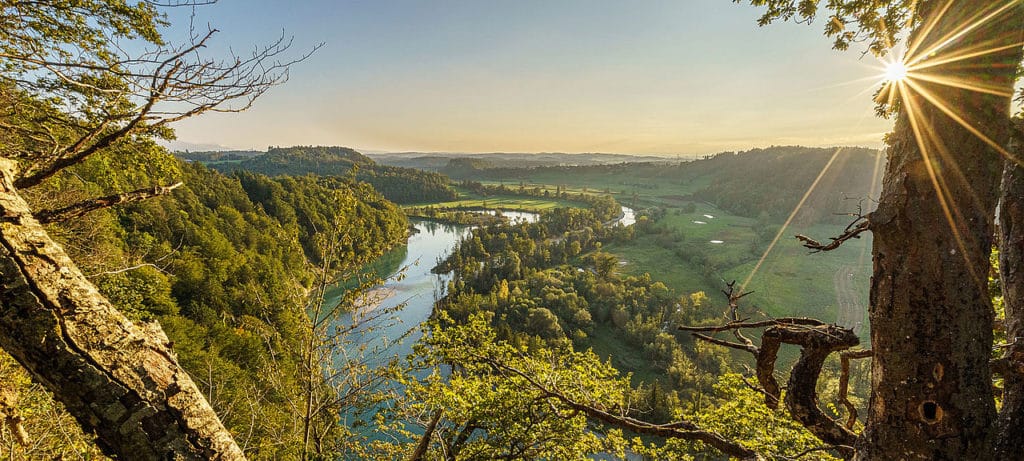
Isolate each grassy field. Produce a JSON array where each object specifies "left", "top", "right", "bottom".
[
  {"left": 722, "top": 227, "right": 871, "bottom": 322},
  {"left": 500, "top": 170, "right": 872, "bottom": 339},
  {"left": 477, "top": 166, "right": 715, "bottom": 211},
  {"left": 602, "top": 237, "right": 708, "bottom": 295},
  {"left": 583, "top": 323, "right": 662, "bottom": 385},
  {"left": 404, "top": 186, "right": 585, "bottom": 212}
]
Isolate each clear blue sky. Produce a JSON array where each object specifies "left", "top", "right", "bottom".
[{"left": 162, "top": 0, "right": 895, "bottom": 155}]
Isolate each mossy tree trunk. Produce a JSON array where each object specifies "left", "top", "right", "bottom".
[{"left": 0, "top": 158, "right": 245, "bottom": 460}]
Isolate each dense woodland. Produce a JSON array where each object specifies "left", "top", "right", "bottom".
[
  {"left": 198, "top": 146, "right": 459, "bottom": 204},
  {"left": 3, "top": 144, "right": 408, "bottom": 458}
]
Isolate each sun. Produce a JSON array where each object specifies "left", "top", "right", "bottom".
[{"left": 884, "top": 61, "right": 909, "bottom": 83}]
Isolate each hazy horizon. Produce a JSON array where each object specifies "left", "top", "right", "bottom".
[
  {"left": 162, "top": 1, "right": 897, "bottom": 154},
  {"left": 163, "top": 141, "right": 882, "bottom": 158}
]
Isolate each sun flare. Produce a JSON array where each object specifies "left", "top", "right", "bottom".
[{"left": 884, "top": 61, "right": 909, "bottom": 82}]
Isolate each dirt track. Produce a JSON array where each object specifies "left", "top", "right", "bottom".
[{"left": 834, "top": 264, "right": 864, "bottom": 335}]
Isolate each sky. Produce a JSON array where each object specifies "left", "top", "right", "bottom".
[{"left": 160, "top": 0, "right": 897, "bottom": 155}]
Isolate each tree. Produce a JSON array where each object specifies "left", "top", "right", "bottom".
[
  {"left": 727, "top": 1, "right": 1024, "bottom": 459},
  {"left": 995, "top": 114, "right": 1024, "bottom": 457},
  {"left": 0, "top": 1, "right": 313, "bottom": 458}
]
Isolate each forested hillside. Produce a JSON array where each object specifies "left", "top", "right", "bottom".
[
  {"left": 200, "top": 146, "right": 458, "bottom": 204},
  {"left": 688, "top": 146, "right": 881, "bottom": 224},
  {"left": 4, "top": 145, "right": 408, "bottom": 459},
  {"left": 438, "top": 146, "right": 881, "bottom": 225}
]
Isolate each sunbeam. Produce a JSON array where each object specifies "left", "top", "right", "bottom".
[
  {"left": 902, "top": 78, "right": 1023, "bottom": 165},
  {"left": 739, "top": 147, "right": 844, "bottom": 294},
  {"left": 905, "top": 0, "right": 1020, "bottom": 68},
  {"left": 910, "top": 72, "right": 1016, "bottom": 98},
  {"left": 902, "top": 0, "right": 956, "bottom": 64},
  {"left": 909, "top": 39, "right": 1024, "bottom": 76},
  {"left": 899, "top": 81, "right": 987, "bottom": 290}
]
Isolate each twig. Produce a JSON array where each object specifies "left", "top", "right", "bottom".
[{"left": 795, "top": 217, "right": 871, "bottom": 253}]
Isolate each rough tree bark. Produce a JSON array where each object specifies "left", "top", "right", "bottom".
[
  {"left": 0, "top": 158, "right": 245, "bottom": 460},
  {"left": 996, "top": 128, "right": 1024, "bottom": 457},
  {"left": 860, "top": 1, "right": 1024, "bottom": 459}
]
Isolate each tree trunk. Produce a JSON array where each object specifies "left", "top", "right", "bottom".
[
  {"left": 0, "top": 158, "right": 245, "bottom": 460},
  {"left": 859, "top": 1, "right": 1023, "bottom": 459},
  {"left": 996, "top": 135, "right": 1024, "bottom": 457}
]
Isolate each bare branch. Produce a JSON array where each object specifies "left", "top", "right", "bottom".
[
  {"left": 681, "top": 281, "right": 861, "bottom": 457},
  {"left": 692, "top": 333, "right": 759, "bottom": 354},
  {"left": 5, "top": 19, "right": 322, "bottom": 189},
  {"left": 768, "top": 324, "right": 860, "bottom": 455},
  {"left": 838, "top": 349, "right": 872, "bottom": 430},
  {"left": 795, "top": 216, "right": 871, "bottom": 253},
  {"left": 679, "top": 317, "right": 826, "bottom": 333},
  {"left": 738, "top": 368, "right": 780, "bottom": 408},
  {"left": 34, "top": 182, "right": 182, "bottom": 224}
]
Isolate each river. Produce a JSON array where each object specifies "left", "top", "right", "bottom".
[
  {"left": 337, "top": 219, "right": 473, "bottom": 367},
  {"left": 339, "top": 207, "right": 631, "bottom": 354},
  {"left": 332, "top": 207, "right": 634, "bottom": 429}
]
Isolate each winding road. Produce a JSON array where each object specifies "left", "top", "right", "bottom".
[{"left": 834, "top": 264, "right": 865, "bottom": 335}]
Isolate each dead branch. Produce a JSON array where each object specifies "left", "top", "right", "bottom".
[
  {"left": 693, "top": 333, "right": 758, "bottom": 354},
  {"left": 738, "top": 367, "right": 780, "bottom": 408},
  {"left": 34, "top": 182, "right": 182, "bottom": 224},
  {"left": 679, "top": 317, "right": 826, "bottom": 333},
  {"left": 681, "top": 282, "right": 861, "bottom": 458},
  {"left": 683, "top": 317, "right": 827, "bottom": 410},
  {"left": 5, "top": 16, "right": 322, "bottom": 189},
  {"left": 838, "top": 349, "right": 872, "bottom": 430},
  {"left": 795, "top": 216, "right": 871, "bottom": 253},
  {"left": 770, "top": 324, "right": 860, "bottom": 455},
  {"left": 721, "top": 280, "right": 759, "bottom": 352},
  {"left": 757, "top": 330, "right": 784, "bottom": 409}
]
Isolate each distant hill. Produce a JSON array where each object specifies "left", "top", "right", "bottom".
[
  {"left": 411, "top": 145, "right": 882, "bottom": 225},
  {"left": 222, "top": 146, "right": 376, "bottom": 176},
  {"left": 687, "top": 146, "right": 881, "bottom": 224},
  {"left": 367, "top": 151, "right": 673, "bottom": 171},
  {"left": 176, "top": 150, "right": 263, "bottom": 163},
  {"left": 176, "top": 146, "right": 457, "bottom": 204}
]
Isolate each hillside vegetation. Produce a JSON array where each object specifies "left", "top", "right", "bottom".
[
  {"left": 192, "top": 146, "right": 459, "bottom": 204},
  {"left": 5, "top": 145, "right": 408, "bottom": 459}
]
